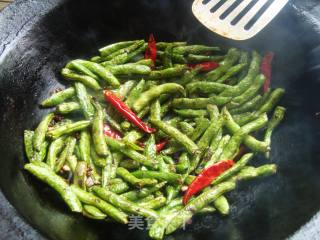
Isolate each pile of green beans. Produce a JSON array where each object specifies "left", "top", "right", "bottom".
[{"left": 23, "top": 39, "right": 285, "bottom": 239}]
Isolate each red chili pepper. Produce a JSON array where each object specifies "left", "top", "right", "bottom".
[
  {"left": 144, "top": 34, "right": 157, "bottom": 66},
  {"left": 137, "top": 139, "right": 168, "bottom": 153},
  {"left": 261, "top": 52, "right": 274, "bottom": 93},
  {"left": 103, "top": 124, "right": 122, "bottom": 140},
  {"left": 187, "top": 61, "right": 219, "bottom": 72},
  {"left": 183, "top": 160, "right": 234, "bottom": 205},
  {"left": 103, "top": 90, "right": 156, "bottom": 134},
  {"left": 155, "top": 139, "right": 168, "bottom": 153}
]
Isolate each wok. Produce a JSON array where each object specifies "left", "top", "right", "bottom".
[{"left": 0, "top": 0, "right": 320, "bottom": 239}]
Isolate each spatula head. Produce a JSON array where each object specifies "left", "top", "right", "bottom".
[{"left": 192, "top": 0, "right": 288, "bottom": 40}]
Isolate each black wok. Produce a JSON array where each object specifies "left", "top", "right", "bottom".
[{"left": 0, "top": 0, "right": 320, "bottom": 239}]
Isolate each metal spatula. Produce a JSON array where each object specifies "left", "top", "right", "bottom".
[{"left": 192, "top": 0, "right": 288, "bottom": 40}]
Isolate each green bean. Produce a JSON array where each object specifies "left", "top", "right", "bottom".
[
  {"left": 256, "top": 88, "right": 285, "bottom": 115},
  {"left": 133, "top": 83, "right": 185, "bottom": 112},
  {"left": 82, "top": 205, "right": 107, "bottom": 220},
  {"left": 220, "top": 114, "right": 268, "bottom": 160},
  {"left": 119, "top": 159, "right": 140, "bottom": 170},
  {"left": 103, "top": 43, "right": 147, "bottom": 65},
  {"left": 176, "top": 153, "right": 190, "bottom": 174},
  {"left": 213, "top": 153, "right": 253, "bottom": 186},
  {"left": 104, "top": 109, "right": 123, "bottom": 133},
  {"left": 207, "top": 104, "right": 219, "bottom": 121},
  {"left": 33, "top": 141, "right": 49, "bottom": 162},
  {"left": 171, "top": 53, "right": 187, "bottom": 64},
  {"left": 56, "top": 102, "right": 80, "bottom": 114},
  {"left": 99, "top": 40, "right": 137, "bottom": 57},
  {"left": 174, "top": 109, "right": 207, "bottom": 118},
  {"left": 165, "top": 182, "right": 236, "bottom": 235},
  {"left": 24, "top": 130, "right": 34, "bottom": 162},
  {"left": 113, "top": 80, "right": 136, "bottom": 100},
  {"left": 178, "top": 122, "right": 195, "bottom": 136},
  {"left": 102, "top": 153, "right": 113, "bottom": 187},
  {"left": 47, "top": 120, "right": 91, "bottom": 139},
  {"left": 121, "top": 182, "right": 167, "bottom": 201},
  {"left": 229, "top": 94, "right": 262, "bottom": 115},
  {"left": 190, "top": 118, "right": 211, "bottom": 141},
  {"left": 110, "top": 152, "right": 122, "bottom": 179},
  {"left": 71, "top": 185, "right": 128, "bottom": 224},
  {"left": 75, "top": 60, "right": 120, "bottom": 87},
  {"left": 198, "top": 206, "right": 216, "bottom": 214},
  {"left": 213, "top": 195, "right": 229, "bottom": 215},
  {"left": 205, "top": 48, "right": 240, "bottom": 82},
  {"left": 187, "top": 54, "right": 224, "bottom": 63},
  {"left": 73, "top": 161, "right": 87, "bottom": 189},
  {"left": 150, "top": 100, "right": 161, "bottom": 121},
  {"left": 24, "top": 163, "right": 82, "bottom": 212},
  {"left": 107, "top": 180, "right": 130, "bottom": 194},
  {"left": 134, "top": 58, "right": 154, "bottom": 66},
  {"left": 216, "top": 63, "right": 247, "bottom": 84},
  {"left": 219, "top": 51, "right": 261, "bottom": 97},
  {"left": 66, "top": 155, "right": 78, "bottom": 173},
  {"left": 92, "top": 103, "right": 109, "bottom": 156},
  {"left": 117, "top": 167, "right": 157, "bottom": 187},
  {"left": 156, "top": 42, "right": 186, "bottom": 50},
  {"left": 163, "top": 44, "right": 174, "bottom": 68},
  {"left": 138, "top": 196, "right": 166, "bottom": 210},
  {"left": 210, "top": 129, "right": 223, "bottom": 151},
  {"left": 228, "top": 74, "right": 265, "bottom": 108},
  {"left": 165, "top": 185, "right": 179, "bottom": 204},
  {"left": 173, "top": 45, "right": 220, "bottom": 55},
  {"left": 264, "top": 106, "right": 286, "bottom": 158},
  {"left": 122, "top": 130, "right": 143, "bottom": 145},
  {"left": 147, "top": 65, "right": 187, "bottom": 80},
  {"left": 74, "top": 82, "right": 95, "bottom": 119},
  {"left": 197, "top": 114, "right": 223, "bottom": 150},
  {"left": 41, "top": 87, "right": 75, "bottom": 107},
  {"left": 222, "top": 107, "right": 269, "bottom": 152},
  {"left": 93, "top": 187, "right": 158, "bottom": 219},
  {"left": 171, "top": 95, "right": 231, "bottom": 109},
  {"left": 144, "top": 134, "right": 157, "bottom": 160},
  {"left": 106, "top": 40, "right": 144, "bottom": 61},
  {"left": 105, "top": 136, "right": 157, "bottom": 169},
  {"left": 66, "top": 61, "right": 98, "bottom": 79},
  {"left": 46, "top": 136, "right": 66, "bottom": 169},
  {"left": 174, "top": 68, "right": 201, "bottom": 86},
  {"left": 33, "top": 113, "right": 54, "bottom": 151},
  {"left": 238, "top": 51, "right": 250, "bottom": 80},
  {"left": 150, "top": 119, "right": 199, "bottom": 154},
  {"left": 132, "top": 170, "right": 182, "bottom": 184},
  {"left": 120, "top": 121, "right": 131, "bottom": 131},
  {"left": 106, "top": 64, "right": 151, "bottom": 75},
  {"left": 232, "top": 88, "right": 284, "bottom": 126},
  {"left": 229, "top": 164, "right": 277, "bottom": 183},
  {"left": 54, "top": 137, "right": 76, "bottom": 172},
  {"left": 90, "top": 145, "right": 107, "bottom": 167},
  {"left": 79, "top": 130, "right": 91, "bottom": 164},
  {"left": 125, "top": 79, "right": 145, "bottom": 107},
  {"left": 205, "top": 135, "right": 231, "bottom": 167},
  {"left": 61, "top": 68, "right": 101, "bottom": 90},
  {"left": 186, "top": 81, "right": 232, "bottom": 95}
]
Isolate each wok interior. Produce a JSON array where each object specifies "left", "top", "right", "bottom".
[{"left": 0, "top": 0, "right": 320, "bottom": 239}]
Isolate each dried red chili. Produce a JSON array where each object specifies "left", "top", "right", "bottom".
[
  {"left": 187, "top": 61, "right": 219, "bottom": 72},
  {"left": 137, "top": 139, "right": 168, "bottom": 153},
  {"left": 155, "top": 139, "right": 168, "bottom": 153},
  {"left": 103, "top": 124, "right": 122, "bottom": 140},
  {"left": 103, "top": 90, "right": 156, "bottom": 134},
  {"left": 261, "top": 52, "right": 274, "bottom": 93},
  {"left": 183, "top": 159, "right": 234, "bottom": 205},
  {"left": 144, "top": 34, "right": 157, "bottom": 66}
]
